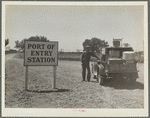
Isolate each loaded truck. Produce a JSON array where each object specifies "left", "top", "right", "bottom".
[{"left": 91, "top": 39, "right": 139, "bottom": 85}]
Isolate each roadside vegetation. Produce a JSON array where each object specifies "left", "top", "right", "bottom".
[
  {"left": 15, "top": 51, "right": 144, "bottom": 63},
  {"left": 14, "top": 35, "right": 49, "bottom": 52},
  {"left": 13, "top": 36, "right": 144, "bottom": 63}
]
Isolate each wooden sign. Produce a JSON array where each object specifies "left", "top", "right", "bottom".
[
  {"left": 24, "top": 41, "right": 58, "bottom": 90},
  {"left": 24, "top": 41, "right": 58, "bottom": 66}
]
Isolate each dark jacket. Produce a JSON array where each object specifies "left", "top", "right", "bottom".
[{"left": 81, "top": 51, "right": 100, "bottom": 65}]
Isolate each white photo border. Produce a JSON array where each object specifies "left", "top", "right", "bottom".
[{"left": 2, "top": 1, "right": 148, "bottom": 117}]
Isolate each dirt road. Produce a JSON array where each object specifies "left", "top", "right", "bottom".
[
  {"left": 5, "top": 53, "right": 16, "bottom": 62},
  {"left": 5, "top": 54, "right": 144, "bottom": 108}
]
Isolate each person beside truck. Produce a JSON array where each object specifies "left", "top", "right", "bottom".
[{"left": 81, "top": 45, "right": 101, "bottom": 82}]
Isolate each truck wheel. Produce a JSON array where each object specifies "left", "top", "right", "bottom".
[
  {"left": 98, "top": 75, "right": 105, "bottom": 85},
  {"left": 130, "top": 78, "right": 136, "bottom": 84},
  {"left": 96, "top": 76, "right": 99, "bottom": 82},
  {"left": 130, "top": 73, "right": 136, "bottom": 84}
]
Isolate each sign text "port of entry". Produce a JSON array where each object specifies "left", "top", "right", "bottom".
[{"left": 24, "top": 41, "right": 58, "bottom": 66}]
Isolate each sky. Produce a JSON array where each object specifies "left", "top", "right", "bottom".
[{"left": 5, "top": 5, "right": 144, "bottom": 52}]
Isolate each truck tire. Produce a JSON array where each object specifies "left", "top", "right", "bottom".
[
  {"left": 130, "top": 73, "right": 137, "bottom": 84},
  {"left": 98, "top": 75, "right": 105, "bottom": 85},
  {"left": 131, "top": 78, "right": 136, "bottom": 84}
]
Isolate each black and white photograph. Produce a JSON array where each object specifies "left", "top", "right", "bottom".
[{"left": 2, "top": 1, "right": 148, "bottom": 117}]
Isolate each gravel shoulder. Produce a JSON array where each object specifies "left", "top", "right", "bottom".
[{"left": 5, "top": 54, "right": 144, "bottom": 108}]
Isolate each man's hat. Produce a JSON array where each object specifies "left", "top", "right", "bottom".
[{"left": 83, "top": 45, "right": 90, "bottom": 51}]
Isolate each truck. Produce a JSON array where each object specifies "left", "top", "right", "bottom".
[{"left": 91, "top": 39, "right": 139, "bottom": 85}]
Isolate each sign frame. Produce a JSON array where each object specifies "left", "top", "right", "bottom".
[{"left": 24, "top": 40, "right": 58, "bottom": 66}]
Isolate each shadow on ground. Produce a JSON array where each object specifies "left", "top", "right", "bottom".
[
  {"left": 103, "top": 78, "right": 144, "bottom": 90},
  {"left": 89, "top": 80, "right": 98, "bottom": 83},
  {"left": 26, "top": 88, "right": 70, "bottom": 93}
]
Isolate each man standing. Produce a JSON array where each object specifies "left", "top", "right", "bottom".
[{"left": 81, "top": 45, "right": 100, "bottom": 82}]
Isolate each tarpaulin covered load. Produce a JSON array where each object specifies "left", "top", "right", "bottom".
[{"left": 123, "top": 52, "right": 135, "bottom": 61}]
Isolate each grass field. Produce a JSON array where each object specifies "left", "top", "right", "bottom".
[{"left": 5, "top": 53, "right": 144, "bottom": 108}]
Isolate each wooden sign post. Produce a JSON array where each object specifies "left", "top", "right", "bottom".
[
  {"left": 25, "top": 66, "right": 28, "bottom": 90},
  {"left": 24, "top": 41, "right": 58, "bottom": 91},
  {"left": 53, "top": 66, "right": 56, "bottom": 89}
]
